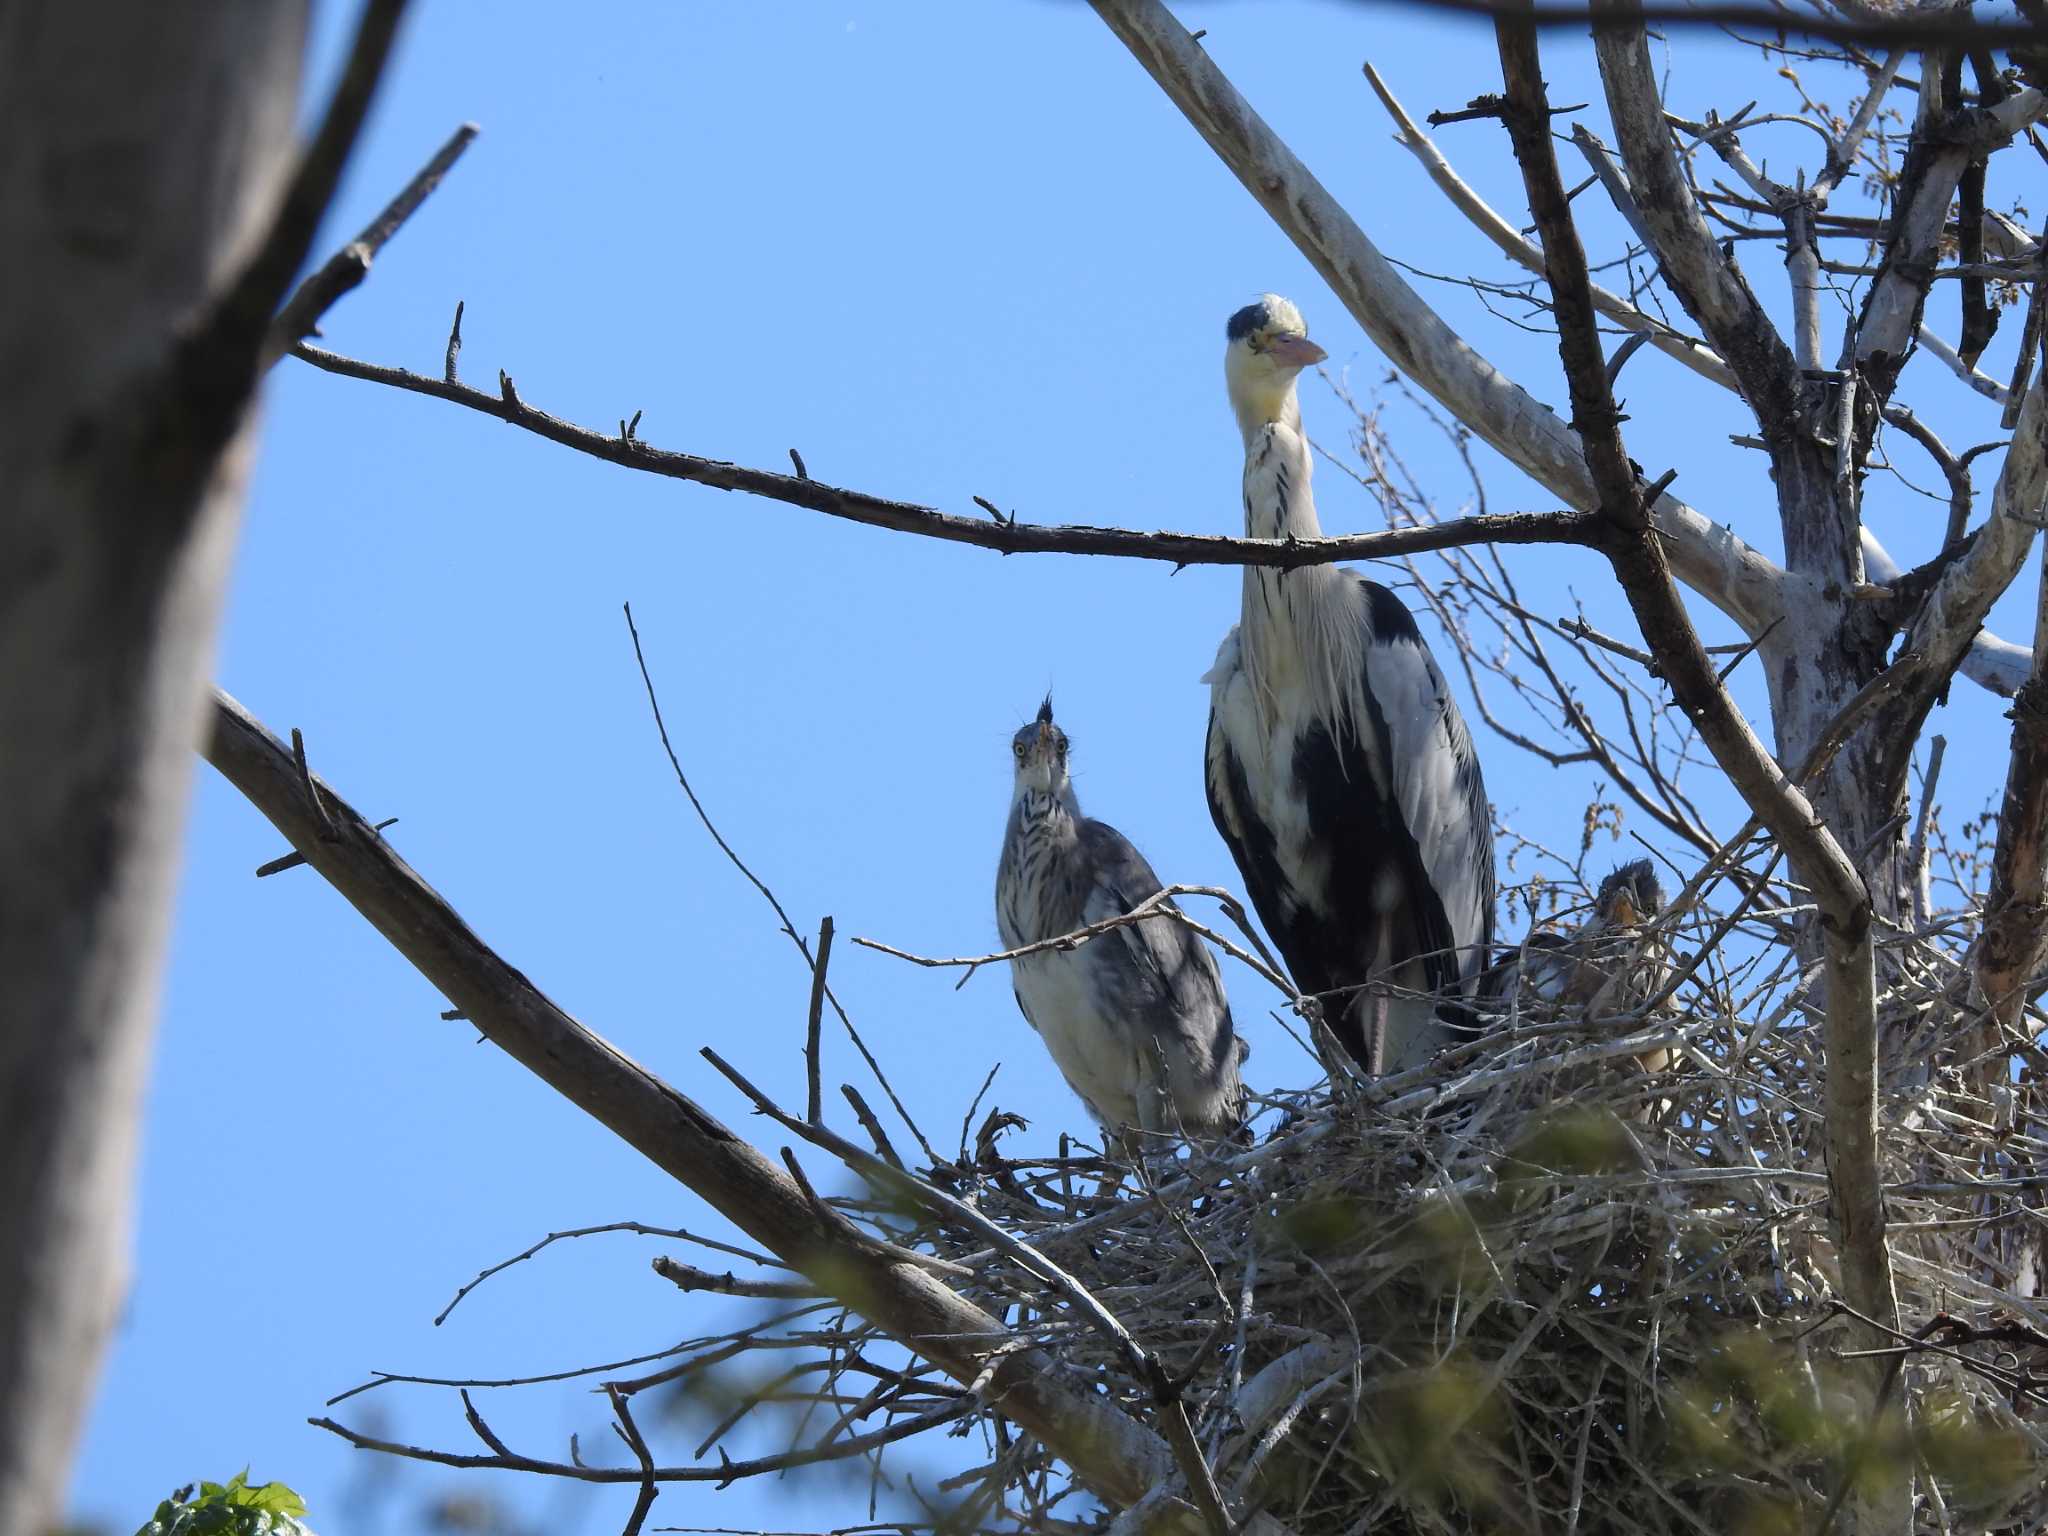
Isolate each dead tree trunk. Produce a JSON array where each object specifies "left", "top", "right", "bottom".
[{"left": 0, "top": 7, "right": 310, "bottom": 1529}]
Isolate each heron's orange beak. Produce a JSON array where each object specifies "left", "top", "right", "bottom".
[
  {"left": 1267, "top": 335, "right": 1327, "bottom": 368},
  {"left": 1606, "top": 890, "right": 1640, "bottom": 928}
]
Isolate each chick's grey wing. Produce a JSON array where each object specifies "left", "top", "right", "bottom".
[{"left": 1075, "top": 820, "right": 1232, "bottom": 1043}]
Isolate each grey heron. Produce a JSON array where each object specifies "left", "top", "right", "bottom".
[
  {"left": 1490, "top": 859, "right": 1674, "bottom": 1097},
  {"left": 1203, "top": 295, "right": 1495, "bottom": 1074},
  {"left": 996, "top": 699, "right": 1248, "bottom": 1146},
  {"left": 1494, "top": 859, "right": 1671, "bottom": 1017},
  {"left": 1499, "top": 868, "right": 1671, "bottom": 1011}
]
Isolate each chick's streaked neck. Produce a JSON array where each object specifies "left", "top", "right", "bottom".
[{"left": 1012, "top": 762, "right": 1079, "bottom": 820}]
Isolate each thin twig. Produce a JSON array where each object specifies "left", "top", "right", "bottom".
[
  {"left": 806, "top": 916, "right": 834, "bottom": 1126},
  {"left": 269, "top": 121, "right": 478, "bottom": 358},
  {"left": 621, "top": 603, "right": 939, "bottom": 1166}
]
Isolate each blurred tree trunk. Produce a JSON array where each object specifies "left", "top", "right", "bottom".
[{"left": 0, "top": 6, "right": 307, "bottom": 1530}]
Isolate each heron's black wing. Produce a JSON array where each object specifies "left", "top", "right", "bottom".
[{"left": 1349, "top": 579, "right": 1496, "bottom": 994}]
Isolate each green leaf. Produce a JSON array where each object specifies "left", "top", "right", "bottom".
[{"left": 132, "top": 1473, "right": 310, "bottom": 1536}]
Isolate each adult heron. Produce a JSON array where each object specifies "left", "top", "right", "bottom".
[
  {"left": 996, "top": 699, "right": 1248, "bottom": 1146},
  {"left": 1204, "top": 295, "right": 1495, "bottom": 1074}
]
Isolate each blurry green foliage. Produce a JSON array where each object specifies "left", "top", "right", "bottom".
[
  {"left": 133, "top": 1472, "right": 309, "bottom": 1536},
  {"left": 1668, "top": 1325, "right": 2041, "bottom": 1527},
  {"left": 1503, "top": 1105, "right": 1637, "bottom": 1189},
  {"left": 1354, "top": 1357, "right": 1504, "bottom": 1511}
]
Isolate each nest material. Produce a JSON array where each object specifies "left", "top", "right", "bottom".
[
  {"left": 894, "top": 942, "right": 2048, "bottom": 1536},
  {"left": 381, "top": 903, "right": 2048, "bottom": 1536}
]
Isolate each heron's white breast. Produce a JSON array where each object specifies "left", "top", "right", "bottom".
[{"left": 1009, "top": 950, "right": 1140, "bottom": 1129}]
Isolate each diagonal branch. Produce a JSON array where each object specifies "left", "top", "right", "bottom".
[
  {"left": 1361, "top": 62, "right": 1739, "bottom": 395},
  {"left": 1856, "top": 89, "right": 2048, "bottom": 399},
  {"left": 1588, "top": 8, "right": 1801, "bottom": 425},
  {"left": 1975, "top": 559, "right": 2048, "bottom": 1052},
  {"left": 191, "top": 0, "right": 413, "bottom": 400},
  {"left": 199, "top": 688, "right": 1236, "bottom": 1527},
  {"left": 1087, "top": 0, "right": 1787, "bottom": 638},
  {"left": 290, "top": 341, "right": 1594, "bottom": 568},
  {"left": 314, "top": 1392, "right": 971, "bottom": 1483},
  {"left": 1494, "top": 15, "right": 1861, "bottom": 920},
  {"left": 1589, "top": 4, "right": 1854, "bottom": 589},
  {"left": 1862, "top": 527, "right": 2029, "bottom": 696},
  {"left": 1901, "top": 382, "right": 2048, "bottom": 705},
  {"left": 1493, "top": 11, "right": 1900, "bottom": 1425},
  {"left": 1361, "top": 0, "right": 2048, "bottom": 47}
]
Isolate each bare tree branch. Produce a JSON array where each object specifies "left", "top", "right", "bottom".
[
  {"left": 313, "top": 1392, "right": 972, "bottom": 1484},
  {"left": 1590, "top": 13, "right": 1802, "bottom": 420},
  {"left": 1591, "top": 4, "right": 1859, "bottom": 591},
  {"left": 291, "top": 341, "right": 1593, "bottom": 568},
  {"left": 1355, "top": 0, "right": 2048, "bottom": 47},
  {"left": 1901, "top": 382, "right": 2048, "bottom": 703},
  {"left": 1088, "top": 0, "right": 1788, "bottom": 637},
  {"left": 1975, "top": 554, "right": 2048, "bottom": 1048},
  {"left": 199, "top": 688, "right": 1234, "bottom": 1528},
  {"left": 1917, "top": 321, "right": 2011, "bottom": 404},
  {"left": 1857, "top": 89, "right": 2048, "bottom": 400},
  {"left": 196, "top": 0, "right": 413, "bottom": 403},
  {"left": 1493, "top": 19, "right": 1901, "bottom": 1471},
  {"left": 1362, "top": 61, "right": 1740, "bottom": 394},
  {"left": 266, "top": 120, "right": 478, "bottom": 364},
  {"left": 651, "top": 1257, "right": 819, "bottom": 1301},
  {"left": 1863, "top": 527, "right": 2030, "bottom": 695}
]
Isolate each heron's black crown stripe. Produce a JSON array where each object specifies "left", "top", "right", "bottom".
[{"left": 1226, "top": 301, "right": 1270, "bottom": 342}]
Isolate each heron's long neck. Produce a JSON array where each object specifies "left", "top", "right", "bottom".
[
  {"left": 1237, "top": 413, "right": 1362, "bottom": 737},
  {"left": 1242, "top": 421, "right": 1322, "bottom": 543},
  {"left": 1234, "top": 385, "right": 1307, "bottom": 466},
  {"left": 1005, "top": 782, "right": 1081, "bottom": 933}
]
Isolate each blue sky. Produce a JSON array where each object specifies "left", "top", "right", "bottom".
[{"left": 69, "top": 3, "right": 2043, "bottom": 1532}]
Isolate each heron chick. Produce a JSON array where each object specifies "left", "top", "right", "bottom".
[
  {"left": 1204, "top": 295, "right": 1496, "bottom": 1075},
  {"left": 996, "top": 699, "right": 1247, "bottom": 1147},
  {"left": 1493, "top": 858, "right": 1670, "bottom": 1014}
]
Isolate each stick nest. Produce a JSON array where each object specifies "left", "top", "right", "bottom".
[{"left": 894, "top": 931, "right": 2048, "bottom": 1535}]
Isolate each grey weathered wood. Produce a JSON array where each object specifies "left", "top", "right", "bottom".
[{"left": 0, "top": 6, "right": 316, "bottom": 1530}]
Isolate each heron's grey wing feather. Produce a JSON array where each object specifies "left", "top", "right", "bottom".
[
  {"left": 1075, "top": 821, "right": 1233, "bottom": 1045},
  {"left": 1353, "top": 581, "right": 1495, "bottom": 990}
]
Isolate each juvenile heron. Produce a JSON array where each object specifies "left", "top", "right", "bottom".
[
  {"left": 996, "top": 699, "right": 1248, "bottom": 1146},
  {"left": 1204, "top": 295, "right": 1495, "bottom": 1074},
  {"left": 1491, "top": 860, "right": 1674, "bottom": 1093},
  {"left": 1495, "top": 859, "right": 1671, "bottom": 1014}
]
